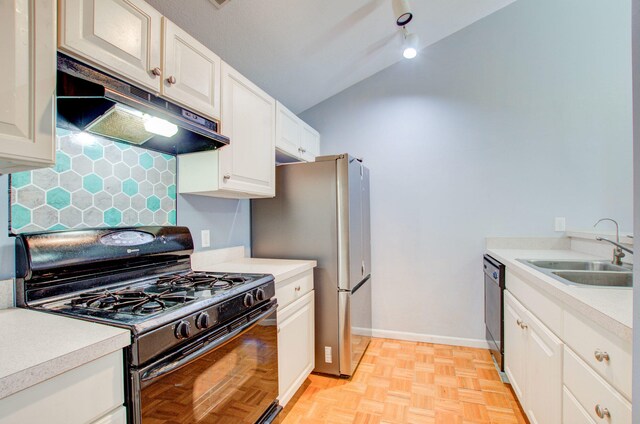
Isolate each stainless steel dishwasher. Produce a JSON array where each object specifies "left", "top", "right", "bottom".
[{"left": 484, "top": 254, "right": 506, "bottom": 374}]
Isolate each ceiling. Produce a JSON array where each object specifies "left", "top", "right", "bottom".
[{"left": 146, "top": 0, "right": 516, "bottom": 113}]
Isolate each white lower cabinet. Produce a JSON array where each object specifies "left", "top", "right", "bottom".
[
  {"left": 563, "top": 386, "right": 596, "bottom": 424},
  {"left": 0, "top": 351, "right": 125, "bottom": 424},
  {"left": 504, "top": 291, "right": 562, "bottom": 424},
  {"left": 276, "top": 269, "right": 315, "bottom": 407}
]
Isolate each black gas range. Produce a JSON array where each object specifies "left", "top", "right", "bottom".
[{"left": 15, "top": 226, "right": 281, "bottom": 424}]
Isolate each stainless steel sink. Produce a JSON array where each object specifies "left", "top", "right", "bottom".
[
  {"left": 525, "top": 260, "right": 629, "bottom": 272},
  {"left": 552, "top": 271, "right": 633, "bottom": 287},
  {"left": 518, "top": 259, "right": 633, "bottom": 288}
]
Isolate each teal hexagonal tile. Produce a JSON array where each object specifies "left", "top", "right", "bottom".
[
  {"left": 168, "top": 210, "right": 177, "bottom": 225},
  {"left": 48, "top": 224, "right": 67, "bottom": 231},
  {"left": 83, "top": 142, "right": 104, "bottom": 160},
  {"left": 104, "top": 208, "right": 122, "bottom": 227},
  {"left": 83, "top": 174, "right": 103, "bottom": 194},
  {"left": 54, "top": 151, "right": 71, "bottom": 173},
  {"left": 114, "top": 141, "right": 130, "bottom": 151},
  {"left": 122, "top": 179, "right": 138, "bottom": 196},
  {"left": 46, "top": 187, "right": 71, "bottom": 210},
  {"left": 11, "top": 172, "right": 31, "bottom": 189},
  {"left": 167, "top": 185, "right": 176, "bottom": 200},
  {"left": 139, "top": 153, "right": 154, "bottom": 170},
  {"left": 161, "top": 153, "right": 174, "bottom": 161},
  {"left": 146, "top": 196, "right": 160, "bottom": 212},
  {"left": 11, "top": 204, "right": 31, "bottom": 229}
]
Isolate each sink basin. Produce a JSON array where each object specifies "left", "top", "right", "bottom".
[
  {"left": 525, "top": 260, "right": 629, "bottom": 272},
  {"left": 552, "top": 271, "right": 633, "bottom": 288}
]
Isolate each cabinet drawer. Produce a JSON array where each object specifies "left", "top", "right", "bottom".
[
  {"left": 92, "top": 406, "right": 127, "bottom": 424},
  {"left": 563, "top": 386, "right": 596, "bottom": 424},
  {"left": 563, "top": 310, "right": 631, "bottom": 399},
  {"left": 563, "top": 347, "right": 631, "bottom": 424},
  {"left": 275, "top": 269, "right": 314, "bottom": 310}
]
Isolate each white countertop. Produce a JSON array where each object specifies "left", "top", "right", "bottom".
[
  {"left": 0, "top": 308, "right": 130, "bottom": 400},
  {"left": 193, "top": 257, "right": 317, "bottom": 283},
  {"left": 487, "top": 248, "right": 632, "bottom": 342}
]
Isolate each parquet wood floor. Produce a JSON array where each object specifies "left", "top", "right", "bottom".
[{"left": 276, "top": 338, "right": 528, "bottom": 424}]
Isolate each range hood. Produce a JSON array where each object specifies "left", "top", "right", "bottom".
[{"left": 56, "top": 54, "right": 230, "bottom": 155}]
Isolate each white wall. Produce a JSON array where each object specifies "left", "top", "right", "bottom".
[
  {"left": 631, "top": 0, "right": 639, "bottom": 420},
  {"left": 301, "top": 0, "right": 632, "bottom": 343}
]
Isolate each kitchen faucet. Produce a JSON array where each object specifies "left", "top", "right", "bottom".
[{"left": 593, "top": 218, "right": 633, "bottom": 266}]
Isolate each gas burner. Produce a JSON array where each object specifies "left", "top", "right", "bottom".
[
  {"left": 155, "top": 272, "right": 249, "bottom": 290},
  {"left": 70, "top": 288, "right": 194, "bottom": 315}
]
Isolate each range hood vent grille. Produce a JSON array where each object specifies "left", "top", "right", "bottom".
[{"left": 56, "top": 54, "right": 230, "bottom": 156}]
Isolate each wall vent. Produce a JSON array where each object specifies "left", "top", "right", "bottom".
[{"left": 209, "top": 0, "right": 231, "bottom": 9}]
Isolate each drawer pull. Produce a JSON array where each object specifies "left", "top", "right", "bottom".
[
  {"left": 594, "top": 404, "right": 610, "bottom": 419},
  {"left": 594, "top": 350, "right": 610, "bottom": 362},
  {"left": 295, "top": 286, "right": 301, "bottom": 292}
]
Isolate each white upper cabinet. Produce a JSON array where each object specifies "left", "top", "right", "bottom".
[
  {"left": 275, "top": 101, "right": 320, "bottom": 163},
  {"left": 218, "top": 62, "right": 275, "bottom": 197},
  {"left": 58, "top": 0, "right": 163, "bottom": 92},
  {"left": 162, "top": 19, "right": 221, "bottom": 120},
  {"left": 0, "top": 0, "right": 56, "bottom": 173},
  {"left": 178, "top": 63, "right": 275, "bottom": 198},
  {"left": 300, "top": 122, "right": 320, "bottom": 161}
]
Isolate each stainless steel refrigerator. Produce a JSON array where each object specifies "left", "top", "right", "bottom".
[{"left": 251, "top": 154, "right": 372, "bottom": 377}]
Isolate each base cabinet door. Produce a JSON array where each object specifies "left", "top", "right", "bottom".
[
  {"left": 504, "top": 291, "right": 527, "bottom": 402},
  {"left": 563, "top": 387, "right": 596, "bottom": 424},
  {"left": 278, "top": 290, "right": 315, "bottom": 407},
  {"left": 218, "top": 62, "right": 275, "bottom": 197},
  {"left": 58, "top": 0, "right": 162, "bottom": 92},
  {"left": 0, "top": 0, "right": 56, "bottom": 173},
  {"left": 524, "top": 308, "right": 563, "bottom": 424},
  {"left": 0, "top": 351, "right": 124, "bottom": 424},
  {"left": 504, "top": 291, "right": 562, "bottom": 424}
]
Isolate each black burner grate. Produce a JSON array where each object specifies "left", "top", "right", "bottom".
[
  {"left": 155, "top": 271, "right": 248, "bottom": 290},
  {"left": 70, "top": 288, "right": 194, "bottom": 314}
]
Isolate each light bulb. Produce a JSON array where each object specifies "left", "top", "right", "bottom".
[
  {"left": 144, "top": 116, "right": 179, "bottom": 137},
  {"left": 403, "top": 32, "right": 419, "bottom": 59},
  {"left": 403, "top": 47, "right": 417, "bottom": 59}
]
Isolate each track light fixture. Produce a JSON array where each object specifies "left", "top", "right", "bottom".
[
  {"left": 403, "top": 30, "right": 418, "bottom": 59},
  {"left": 392, "top": 0, "right": 413, "bottom": 26}
]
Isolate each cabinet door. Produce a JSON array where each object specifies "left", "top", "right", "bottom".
[
  {"left": 0, "top": 0, "right": 55, "bottom": 173},
  {"left": 162, "top": 19, "right": 221, "bottom": 120},
  {"left": 300, "top": 123, "right": 320, "bottom": 162},
  {"left": 524, "top": 309, "right": 563, "bottom": 424},
  {"left": 563, "top": 386, "right": 596, "bottom": 424},
  {"left": 503, "top": 292, "right": 527, "bottom": 404},
  {"left": 91, "top": 406, "right": 127, "bottom": 424},
  {"left": 275, "top": 101, "right": 302, "bottom": 159},
  {"left": 278, "top": 290, "right": 315, "bottom": 407},
  {"left": 59, "top": 0, "right": 162, "bottom": 92},
  {"left": 219, "top": 62, "right": 275, "bottom": 197}
]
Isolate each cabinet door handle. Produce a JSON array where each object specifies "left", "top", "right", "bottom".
[
  {"left": 520, "top": 322, "right": 528, "bottom": 329},
  {"left": 295, "top": 286, "right": 301, "bottom": 292},
  {"left": 516, "top": 319, "right": 522, "bottom": 326},
  {"left": 594, "top": 404, "right": 610, "bottom": 419},
  {"left": 594, "top": 350, "right": 610, "bottom": 362},
  {"left": 223, "top": 174, "right": 231, "bottom": 180},
  {"left": 167, "top": 75, "right": 177, "bottom": 85},
  {"left": 151, "top": 67, "right": 162, "bottom": 76}
]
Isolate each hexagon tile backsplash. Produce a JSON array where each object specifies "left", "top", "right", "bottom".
[{"left": 10, "top": 131, "right": 177, "bottom": 234}]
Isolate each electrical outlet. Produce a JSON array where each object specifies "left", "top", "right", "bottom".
[
  {"left": 201, "top": 230, "right": 210, "bottom": 248},
  {"left": 554, "top": 217, "right": 566, "bottom": 232},
  {"left": 324, "top": 346, "right": 332, "bottom": 363}
]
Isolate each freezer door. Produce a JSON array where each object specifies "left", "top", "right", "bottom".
[
  {"left": 338, "top": 276, "right": 372, "bottom": 376},
  {"left": 337, "top": 156, "right": 367, "bottom": 291}
]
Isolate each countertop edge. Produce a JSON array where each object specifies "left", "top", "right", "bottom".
[
  {"left": 194, "top": 258, "right": 317, "bottom": 284},
  {"left": 0, "top": 329, "right": 130, "bottom": 400},
  {"left": 487, "top": 248, "right": 632, "bottom": 343}
]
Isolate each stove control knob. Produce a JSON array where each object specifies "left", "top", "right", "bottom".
[
  {"left": 175, "top": 320, "right": 191, "bottom": 339},
  {"left": 243, "top": 293, "right": 255, "bottom": 308},
  {"left": 255, "top": 288, "right": 266, "bottom": 302},
  {"left": 195, "top": 312, "right": 210, "bottom": 329}
]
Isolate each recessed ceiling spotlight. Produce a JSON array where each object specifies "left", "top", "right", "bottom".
[{"left": 392, "top": 0, "right": 413, "bottom": 27}]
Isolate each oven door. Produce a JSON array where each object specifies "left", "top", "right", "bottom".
[{"left": 129, "top": 301, "right": 280, "bottom": 424}]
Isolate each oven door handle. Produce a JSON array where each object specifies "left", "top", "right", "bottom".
[{"left": 139, "top": 302, "right": 278, "bottom": 385}]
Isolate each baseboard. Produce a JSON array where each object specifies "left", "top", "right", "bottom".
[{"left": 370, "top": 328, "right": 489, "bottom": 349}]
